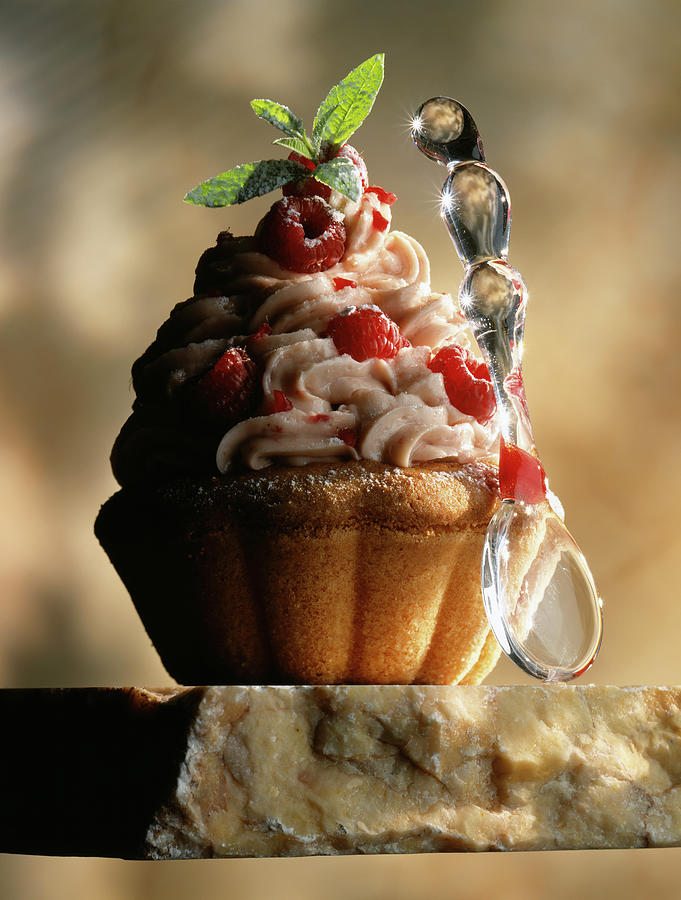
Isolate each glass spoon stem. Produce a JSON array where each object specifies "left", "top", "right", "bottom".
[
  {"left": 411, "top": 97, "right": 602, "bottom": 680},
  {"left": 440, "top": 148, "right": 545, "bottom": 502}
]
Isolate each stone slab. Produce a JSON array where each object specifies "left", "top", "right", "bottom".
[{"left": 2, "top": 685, "right": 681, "bottom": 858}]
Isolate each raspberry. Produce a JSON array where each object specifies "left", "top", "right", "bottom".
[
  {"left": 365, "top": 186, "right": 397, "bottom": 205},
  {"left": 283, "top": 179, "right": 332, "bottom": 201},
  {"left": 284, "top": 145, "right": 368, "bottom": 201},
  {"left": 283, "top": 152, "right": 331, "bottom": 201},
  {"left": 250, "top": 321, "right": 273, "bottom": 344},
  {"left": 327, "top": 305, "right": 405, "bottom": 362},
  {"left": 259, "top": 196, "right": 346, "bottom": 273},
  {"left": 196, "top": 347, "right": 257, "bottom": 428},
  {"left": 337, "top": 427, "right": 357, "bottom": 447},
  {"left": 265, "top": 389, "right": 293, "bottom": 414},
  {"left": 428, "top": 345, "right": 496, "bottom": 423},
  {"left": 286, "top": 151, "right": 315, "bottom": 172}
]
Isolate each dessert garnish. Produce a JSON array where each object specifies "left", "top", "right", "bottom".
[
  {"left": 412, "top": 97, "right": 603, "bottom": 682},
  {"left": 326, "top": 305, "right": 409, "bottom": 362},
  {"left": 195, "top": 347, "right": 257, "bottom": 428},
  {"left": 184, "top": 53, "right": 385, "bottom": 209}
]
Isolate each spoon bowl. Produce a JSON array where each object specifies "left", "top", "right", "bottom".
[{"left": 482, "top": 500, "right": 603, "bottom": 681}]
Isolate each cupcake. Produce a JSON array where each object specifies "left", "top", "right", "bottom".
[{"left": 96, "top": 54, "right": 519, "bottom": 685}]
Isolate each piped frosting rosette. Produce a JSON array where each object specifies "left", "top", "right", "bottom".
[{"left": 112, "top": 188, "right": 499, "bottom": 486}]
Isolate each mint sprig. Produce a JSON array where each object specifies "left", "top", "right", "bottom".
[
  {"left": 250, "top": 100, "right": 315, "bottom": 158},
  {"left": 272, "top": 136, "right": 314, "bottom": 159},
  {"left": 312, "top": 53, "right": 384, "bottom": 154},
  {"left": 312, "top": 157, "right": 362, "bottom": 202},
  {"left": 184, "top": 53, "right": 384, "bottom": 207},
  {"left": 184, "top": 160, "right": 308, "bottom": 207}
]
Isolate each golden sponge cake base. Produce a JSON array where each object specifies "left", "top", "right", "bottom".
[{"left": 96, "top": 460, "right": 504, "bottom": 685}]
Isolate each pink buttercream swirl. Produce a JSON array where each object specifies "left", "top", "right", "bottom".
[{"left": 111, "top": 189, "right": 498, "bottom": 486}]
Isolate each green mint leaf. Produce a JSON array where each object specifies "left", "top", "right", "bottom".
[
  {"left": 251, "top": 99, "right": 304, "bottom": 137},
  {"left": 251, "top": 99, "right": 314, "bottom": 155},
  {"left": 312, "top": 158, "right": 362, "bottom": 202},
  {"left": 184, "top": 159, "right": 308, "bottom": 207},
  {"left": 272, "top": 136, "right": 315, "bottom": 159},
  {"left": 312, "top": 53, "right": 384, "bottom": 153}
]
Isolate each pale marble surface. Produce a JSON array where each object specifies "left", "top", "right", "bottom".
[{"left": 144, "top": 685, "right": 681, "bottom": 857}]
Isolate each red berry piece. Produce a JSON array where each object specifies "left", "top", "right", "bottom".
[
  {"left": 283, "top": 179, "right": 332, "bottom": 201},
  {"left": 498, "top": 438, "right": 547, "bottom": 504},
  {"left": 333, "top": 276, "right": 358, "bottom": 291},
  {"left": 283, "top": 151, "right": 332, "bottom": 201},
  {"left": 327, "top": 306, "right": 405, "bottom": 362},
  {"left": 337, "top": 427, "right": 358, "bottom": 447},
  {"left": 372, "top": 209, "right": 390, "bottom": 232},
  {"left": 259, "top": 196, "right": 346, "bottom": 274},
  {"left": 286, "top": 151, "right": 315, "bottom": 172},
  {"left": 365, "top": 186, "right": 397, "bottom": 205},
  {"left": 250, "top": 321, "right": 273, "bottom": 343},
  {"left": 196, "top": 347, "right": 257, "bottom": 428},
  {"left": 428, "top": 345, "right": 496, "bottom": 423},
  {"left": 265, "top": 389, "right": 293, "bottom": 414},
  {"left": 308, "top": 413, "right": 330, "bottom": 423}
]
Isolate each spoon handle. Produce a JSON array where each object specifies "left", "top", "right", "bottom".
[
  {"left": 437, "top": 145, "right": 546, "bottom": 503},
  {"left": 412, "top": 98, "right": 603, "bottom": 681}
]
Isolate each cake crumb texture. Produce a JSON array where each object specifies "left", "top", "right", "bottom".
[{"left": 95, "top": 460, "right": 508, "bottom": 685}]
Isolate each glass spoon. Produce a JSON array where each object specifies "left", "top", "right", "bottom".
[{"left": 411, "top": 97, "right": 603, "bottom": 681}]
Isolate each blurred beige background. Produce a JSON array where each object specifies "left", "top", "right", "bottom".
[{"left": 1, "top": 0, "right": 680, "bottom": 895}]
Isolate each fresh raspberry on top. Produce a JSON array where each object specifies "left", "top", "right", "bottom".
[
  {"left": 428, "top": 345, "right": 496, "bottom": 423},
  {"left": 327, "top": 305, "right": 406, "bottom": 362},
  {"left": 283, "top": 144, "right": 368, "bottom": 201},
  {"left": 195, "top": 347, "right": 258, "bottom": 428},
  {"left": 286, "top": 151, "right": 315, "bottom": 172},
  {"left": 258, "top": 196, "right": 346, "bottom": 273},
  {"left": 283, "top": 151, "right": 332, "bottom": 201}
]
